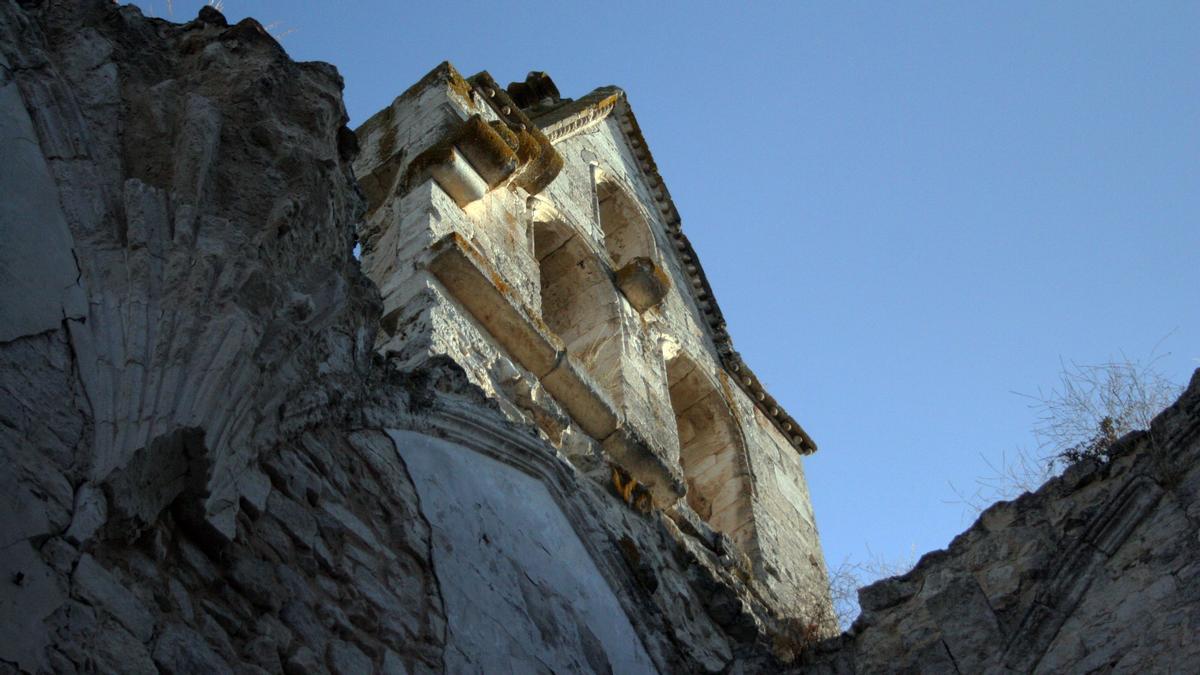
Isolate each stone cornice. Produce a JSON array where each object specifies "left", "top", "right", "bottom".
[
  {"left": 532, "top": 89, "right": 818, "bottom": 454},
  {"left": 532, "top": 87, "right": 623, "bottom": 143}
]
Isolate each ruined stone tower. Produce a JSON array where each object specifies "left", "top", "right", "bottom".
[
  {"left": 353, "top": 64, "right": 831, "bottom": 618},
  {"left": 5, "top": 4, "right": 1199, "bottom": 671}
]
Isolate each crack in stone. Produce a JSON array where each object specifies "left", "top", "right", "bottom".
[
  {"left": 941, "top": 638, "right": 962, "bottom": 674},
  {"left": 385, "top": 433, "right": 449, "bottom": 669}
]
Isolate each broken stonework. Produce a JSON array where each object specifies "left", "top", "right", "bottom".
[
  {"left": 0, "top": 2, "right": 832, "bottom": 672},
  {"left": 354, "top": 57, "right": 833, "bottom": 622},
  {"left": 800, "top": 370, "right": 1200, "bottom": 674},
  {"left": 2, "top": 1, "right": 1197, "bottom": 673}
]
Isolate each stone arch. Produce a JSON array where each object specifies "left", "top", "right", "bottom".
[
  {"left": 597, "top": 180, "right": 657, "bottom": 268},
  {"left": 666, "top": 351, "right": 757, "bottom": 553},
  {"left": 533, "top": 219, "right": 625, "bottom": 404}
]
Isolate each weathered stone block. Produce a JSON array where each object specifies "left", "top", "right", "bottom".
[
  {"left": 615, "top": 256, "right": 671, "bottom": 313},
  {"left": 326, "top": 639, "right": 372, "bottom": 675},
  {"left": 72, "top": 554, "right": 155, "bottom": 643},
  {"left": 153, "top": 623, "right": 232, "bottom": 675}
]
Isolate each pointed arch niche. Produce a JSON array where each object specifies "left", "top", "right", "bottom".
[
  {"left": 533, "top": 218, "right": 626, "bottom": 404},
  {"left": 666, "top": 351, "right": 757, "bottom": 553},
  {"left": 597, "top": 180, "right": 657, "bottom": 268}
]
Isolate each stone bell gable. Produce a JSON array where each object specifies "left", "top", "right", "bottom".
[
  {"left": 354, "top": 63, "right": 830, "bottom": 617},
  {"left": 11, "top": 4, "right": 1196, "bottom": 670}
]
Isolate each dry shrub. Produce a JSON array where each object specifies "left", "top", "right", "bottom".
[
  {"left": 951, "top": 350, "right": 1182, "bottom": 514},
  {"left": 827, "top": 548, "right": 915, "bottom": 632},
  {"left": 1030, "top": 355, "right": 1179, "bottom": 466}
]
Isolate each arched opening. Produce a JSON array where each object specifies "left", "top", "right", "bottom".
[
  {"left": 533, "top": 219, "right": 625, "bottom": 404},
  {"left": 597, "top": 181, "right": 656, "bottom": 268},
  {"left": 666, "top": 352, "right": 756, "bottom": 553}
]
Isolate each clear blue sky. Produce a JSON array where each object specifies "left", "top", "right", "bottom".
[{"left": 138, "top": 2, "right": 1198, "bottom": 575}]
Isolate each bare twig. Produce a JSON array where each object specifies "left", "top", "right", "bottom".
[
  {"left": 263, "top": 20, "right": 299, "bottom": 40},
  {"left": 946, "top": 446, "right": 1055, "bottom": 515},
  {"left": 828, "top": 546, "right": 916, "bottom": 631},
  {"left": 949, "top": 347, "right": 1181, "bottom": 518},
  {"left": 1025, "top": 352, "right": 1180, "bottom": 466}
]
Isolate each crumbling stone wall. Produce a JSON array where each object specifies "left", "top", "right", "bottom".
[
  {"left": 5, "top": 2, "right": 1195, "bottom": 673},
  {"left": 803, "top": 370, "right": 1200, "bottom": 674},
  {"left": 353, "top": 60, "right": 835, "bottom": 625},
  {"left": 0, "top": 2, "right": 831, "bottom": 672}
]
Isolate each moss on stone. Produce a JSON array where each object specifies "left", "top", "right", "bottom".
[
  {"left": 398, "top": 114, "right": 520, "bottom": 194},
  {"left": 487, "top": 120, "right": 520, "bottom": 152},
  {"left": 468, "top": 71, "right": 564, "bottom": 195},
  {"left": 393, "top": 70, "right": 564, "bottom": 201},
  {"left": 511, "top": 125, "right": 562, "bottom": 195},
  {"left": 444, "top": 63, "right": 476, "bottom": 105},
  {"left": 408, "top": 61, "right": 473, "bottom": 108},
  {"left": 358, "top": 63, "right": 476, "bottom": 142},
  {"left": 455, "top": 115, "right": 518, "bottom": 186}
]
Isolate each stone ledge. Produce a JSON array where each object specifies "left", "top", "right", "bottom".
[
  {"left": 426, "top": 232, "right": 684, "bottom": 504},
  {"left": 427, "top": 232, "right": 563, "bottom": 377}
]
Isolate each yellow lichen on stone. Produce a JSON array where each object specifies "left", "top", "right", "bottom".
[
  {"left": 610, "top": 465, "right": 653, "bottom": 514},
  {"left": 455, "top": 115, "right": 519, "bottom": 187},
  {"left": 399, "top": 114, "right": 521, "bottom": 196}
]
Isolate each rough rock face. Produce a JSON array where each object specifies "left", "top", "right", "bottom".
[
  {"left": 0, "top": 0, "right": 378, "bottom": 542},
  {"left": 803, "top": 370, "right": 1200, "bottom": 674},
  {"left": 0, "top": 2, "right": 820, "bottom": 672}
]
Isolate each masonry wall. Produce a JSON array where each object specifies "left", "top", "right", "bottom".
[
  {"left": 0, "top": 3, "right": 836, "bottom": 672},
  {"left": 353, "top": 63, "right": 835, "bottom": 624},
  {"left": 549, "top": 116, "right": 830, "bottom": 615},
  {"left": 803, "top": 371, "right": 1200, "bottom": 674},
  {"left": 545, "top": 119, "right": 690, "bottom": 453},
  {"left": 9, "top": 4, "right": 1191, "bottom": 675}
]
